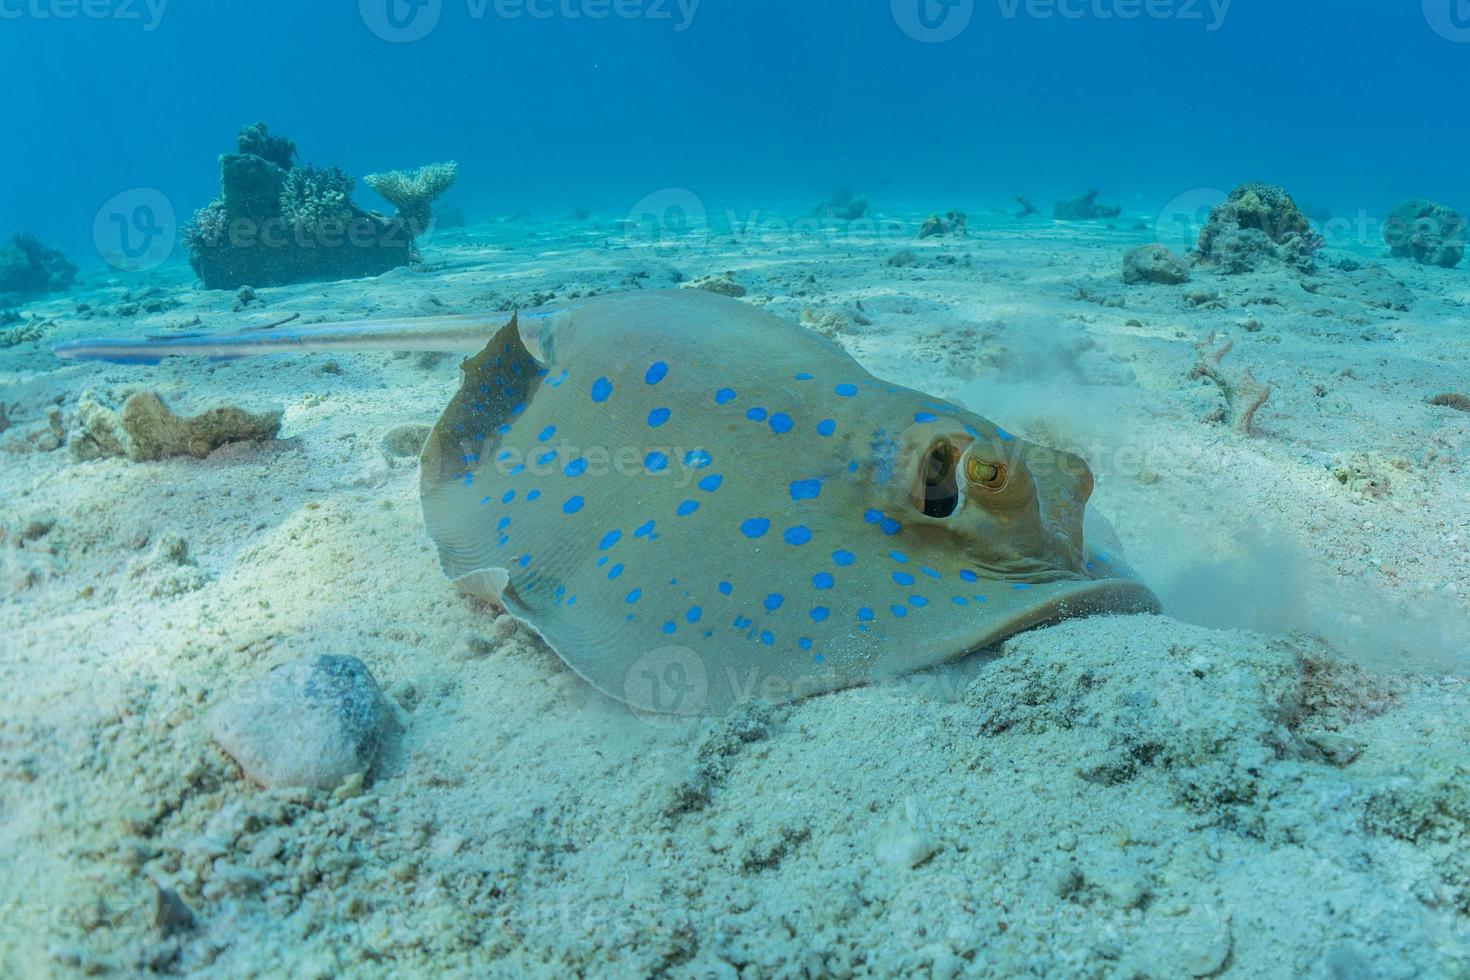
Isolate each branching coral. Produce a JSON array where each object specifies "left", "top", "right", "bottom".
[
  {"left": 181, "top": 202, "right": 229, "bottom": 254},
  {"left": 364, "top": 162, "right": 459, "bottom": 235},
  {"left": 1191, "top": 333, "right": 1272, "bottom": 436},
  {"left": 279, "top": 165, "right": 356, "bottom": 233}
]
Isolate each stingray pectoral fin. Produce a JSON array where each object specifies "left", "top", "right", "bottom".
[
  {"left": 52, "top": 313, "right": 513, "bottom": 364},
  {"left": 453, "top": 568, "right": 513, "bottom": 603}
]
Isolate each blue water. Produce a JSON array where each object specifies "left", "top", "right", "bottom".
[{"left": 3, "top": 0, "right": 1467, "bottom": 264}]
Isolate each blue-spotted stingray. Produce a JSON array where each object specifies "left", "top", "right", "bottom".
[{"left": 56, "top": 289, "right": 1160, "bottom": 715}]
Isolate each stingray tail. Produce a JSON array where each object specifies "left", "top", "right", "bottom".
[{"left": 52, "top": 313, "right": 515, "bottom": 366}]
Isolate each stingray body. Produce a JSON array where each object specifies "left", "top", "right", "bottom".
[{"left": 57, "top": 289, "right": 1159, "bottom": 714}]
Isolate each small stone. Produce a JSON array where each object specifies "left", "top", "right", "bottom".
[
  {"left": 682, "top": 274, "right": 746, "bottom": 298},
  {"left": 153, "top": 885, "right": 195, "bottom": 937},
  {"left": 381, "top": 423, "right": 432, "bottom": 460},
  {"left": 876, "top": 829, "right": 939, "bottom": 870},
  {"left": 207, "top": 655, "right": 396, "bottom": 790}
]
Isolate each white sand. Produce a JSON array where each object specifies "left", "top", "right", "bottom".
[{"left": 1, "top": 208, "right": 1467, "bottom": 976}]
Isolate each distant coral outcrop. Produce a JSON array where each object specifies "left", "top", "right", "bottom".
[
  {"left": 0, "top": 232, "right": 77, "bottom": 298},
  {"left": 182, "top": 123, "right": 457, "bottom": 290},
  {"left": 1382, "top": 199, "right": 1464, "bottom": 269},
  {"left": 1054, "top": 189, "right": 1121, "bottom": 221}
]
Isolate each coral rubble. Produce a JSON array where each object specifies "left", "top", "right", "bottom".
[
  {"left": 183, "top": 123, "right": 456, "bottom": 290},
  {"left": 1122, "top": 243, "right": 1190, "bottom": 285},
  {"left": 70, "top": 390, "right": 281, "bottom": 462}
]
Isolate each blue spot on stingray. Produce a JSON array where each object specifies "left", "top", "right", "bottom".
[
  {"left": 591, "top": 377, "right": 613, "bottom": 403},
  {"left": 599, "top": 530, "right": 622, "bottom": 550},
  {"left": 463, "top": 473, "right": 474, "bottom": 487},
  {"left": 759, "top": 631, "right": 774, "bottom": 646},
  {"left": 890, "top": 605, "right": 908, "bottom": 617},
  {"left": 893, "top": 572, "right": 916, "bottom": 586},
  {"left": 858, "top": 607, "right": 874, "bottom": 622},
  {"left": 799, "top": 637, "right": 813, "bottom": 651},
  {"left": 769, "top": 413, "right": 793, "bottom": 434},
  {"left": 698, "top": 474, "right": 723, "bottom": 492},
  {"left": 634, "top": 520, "right": 656, "bottom": 538},
  {"left": 686, "top": 606, "right": 703, "bottom": 624},
  {"left": 832, "top": 550, "right": 856, "bottom": 567},
  {"left": 915, "top": 412, "right": 937, "bottom": 423},
  {"left": 508, "top": 464, "right": 525, "bottom": 477},
  {"left": 626, "top": 589, "right": 642, "bottom": 604},
  {"left": 863, "top": 509, "right": 884, "bottom": 525},
  {"left": 608, "top": 564, "right": 624, "bottom": 579},
  {"left": 685, "top": 449, "right": 713, "bottom": 468},
  {"left": 810, "top": 607, "right": 830, "bottom": 622},
  {"left": 510, "top": 402, "right": 525, "bottom": 416},
  {"left": 795, "top": 372, "right": 813, "bottom": 381},
  {"left": 880, "top": 518, "right": 902, "bottom": 536},
  {"left": 920, "top": 566, "right": 941, "bottom": 579},
  {"left": 596, "top": 556, "right": 608, "bottom": 567},
  {"left": 951, "top": 596, "right": 969, "bottom": 605},
  {"left": 564, "top": 458, "right": 587, "bottom": 478},
  {"left": 496, "top": 449, "right": 513, "bottom": 462},
  {"left": 783, "top": 526, "right": 812, "bottom": 546},
  {"left": 835, "top": 383, "right": 858, "bottom": 397},
  {"left": 646, "top": 361, "right": 668, "bottom": 385},
  {"left": 497, "top": 517, "right": 511, "bottom": 531},
  {"left": 480, "top": 497, "right": 491, "bottom": 507},
  {"left": 1095, "top": 552, "right": 1113, "bottom": 564},
  {"left": 959, "top": 569, "right": 979, "bottom": 582},
  {"left": 648, "top": 407, "right": 671, "bottom": 428},
  {"left": 734, "top": 616, "right": 752, "bottom": 629},
  {"left": 527, "top": 490, "right": 541, "bottom": 501},
  {"left": 718, "top": 581, "right": 733, "bottom": 595},
  {"left": 910, "top": 596, "right": 929, "bottom": 607},
  {"left": 740, "top": 518, "right": 771, "bottom": 539},
  {"left": 563, "top": 496, "right": 585, "bottom": 514},
  {"left": 812, "top": 572, "right": 834, "bottom": 590},
  {"left": 662, "top": 621, "right": 676, "bottom": 634},
  {"left": 645, "top": 452, "right": 669, "bottom": 472},
  {"left": 536, "top": 451, "right": 557, "bottom": 466},
  {"left": 889, "top": 550, "right": 909, "bottom": 564},
  {"left": 518, "top": 555, "right": 531, "bottom": 568},
  {"left": 816, "top": 419, "right": 836, "bottom": 437},
  {"left": 676, "top": 500, "right": 700, "bottom": 516},
  {"left": 764, "top": 593, "right": 785, "bottom": 611},
  {"left": 996, "top": 427, "right": 1015, "bottom": 441},
  {"left": 502, "top": 491, "right": 516, "bottom": 504},
  {"left": 714, "top": 387, "right": 736, "bottom": 404},
  {"left": 746, "top": 407, "right": 768, "bottom": 422},
  {"left": 790, "top": 479, "right": 822, "bottom": 501}
]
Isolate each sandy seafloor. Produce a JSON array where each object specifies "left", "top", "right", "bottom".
[{"left": 2, "top": 204, "right": 1469, "bottom": 978}]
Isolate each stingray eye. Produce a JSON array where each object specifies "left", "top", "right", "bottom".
[
  {"left": 920, "top": 442, "right": 961, "bottom": 518},
  {"left": 965, "top": 456, "right": 1008, "bottom": 492}
]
